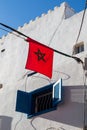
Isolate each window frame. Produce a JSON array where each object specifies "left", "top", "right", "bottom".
[
  {"left": 73, "top": 41, "right": 84, "bottom": 55},
  {"left": 15, "top": 79, "right": 62, "bottom": 118}
]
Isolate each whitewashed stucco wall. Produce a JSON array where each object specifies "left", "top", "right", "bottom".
[{"left": 0, "top": 2, "right": 86, "bottom": 130}]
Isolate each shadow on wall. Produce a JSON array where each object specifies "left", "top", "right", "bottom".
[
  {"left": 40, "top": 85, "right": 84, "bottom": 128},
  {"left": 0, "top": 116, "right": 12, "bottom": 130}
]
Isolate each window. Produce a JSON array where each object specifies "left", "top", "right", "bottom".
[
  {"left": 32, "top": 90, "right": 53, "bottom": 114},
  {"left": 0, "top": 84, "right": 3, "bottom": 89},
  {"left": 16, "top": 79, "right": 62, "bottom": 118},
  {"left": 73, "top": 42, "right": 84, "bottom": 54}
]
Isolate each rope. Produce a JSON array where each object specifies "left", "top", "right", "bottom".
[
  {"left": 14, "top": 114, "right": 23, "bottom": 130},
  {"left": 0, "top": 27, "right": 25, "bottom": 40},
  {"left": 0, "top": 27, "right": 10, "bottom": 34},
  {"left": 0, "top": 23, "right": 29, "bottom": 38},
  {"left": 30, "top": 117, "right": 37, "bottom": 130},
  {"left": 48, "top": 9, "right": 65, "bottom": 46}
]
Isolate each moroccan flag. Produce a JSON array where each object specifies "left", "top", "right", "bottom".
[{"left": 25, "top": 38, "right": 54, "bottom": 78}]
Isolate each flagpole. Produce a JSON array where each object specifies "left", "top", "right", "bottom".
[
  {"left": 0, "top": 23, "right": 83, "bottom": 64},
  {"left": 54, "top": 49, "right": 83, "bottom": 64},
  {"left": 27, "top": 72, "right": 37, "bottom": 77}
]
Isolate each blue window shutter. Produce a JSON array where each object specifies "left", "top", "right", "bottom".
[
  {"left": 52, "top": 79, "right": 62, "bottom": 107},
  {"left": 15, "top": 90, "right": 32, "bottom": 114}
]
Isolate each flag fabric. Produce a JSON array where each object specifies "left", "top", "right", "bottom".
[{"left": 25, "top": 38, "right": 54, "bottom": 78}]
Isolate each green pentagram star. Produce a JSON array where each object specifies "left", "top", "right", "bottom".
[{"left": 34, "top": 49, "right": 46, "bottom": 62}]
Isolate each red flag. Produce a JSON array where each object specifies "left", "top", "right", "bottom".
[{"left": 25, "top": 38, "right": 54, "bottom": 78}]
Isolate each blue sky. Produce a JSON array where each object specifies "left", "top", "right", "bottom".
[{"left": 0, "top": 0, "right": 86, "bottom": 37}]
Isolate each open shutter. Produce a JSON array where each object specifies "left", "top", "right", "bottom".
[
  {"left": 52, "top": 79, "right": 62, "bottom": 107},
  {"left": 15, "top": 90, "right": 32, "bottom": 115}
]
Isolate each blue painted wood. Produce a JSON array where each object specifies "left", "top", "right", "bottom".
[
  {"left": 53, "top": 79, "right": 62, "bottom": 107},
  {"left": 15, "top": 90, "right": 32, "bottom": 114}
]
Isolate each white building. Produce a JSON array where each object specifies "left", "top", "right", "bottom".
[{"left": 0, "top": 2, "right": 87, "bottom": 130}]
